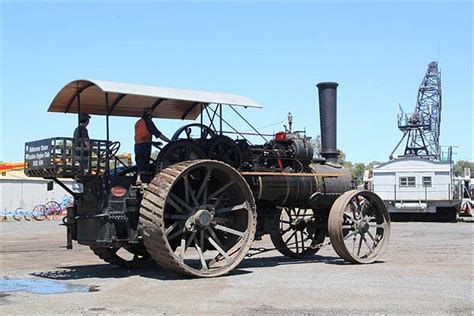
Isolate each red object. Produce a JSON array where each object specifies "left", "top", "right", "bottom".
[
  {"left": 277, "top": 159, "right": 283, "bottom": 169},
  {"left": 275, "top": 131, "right": 286, "bottom": 142},
  {"left": 111, "top": 186, "right": 127, "bottom": 197}
]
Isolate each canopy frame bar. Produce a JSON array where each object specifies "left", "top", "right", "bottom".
[
  {"left": 65, "top": 82, "right": 95, "bottom": 113},
  {"left": 109, "top": 93, "right": 127, "bottom": 115}
]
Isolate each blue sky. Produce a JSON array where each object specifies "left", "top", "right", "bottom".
[{"left": 1, "top": 1, "right": 472, "bottom": 163}]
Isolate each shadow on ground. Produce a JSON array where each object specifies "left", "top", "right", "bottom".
[{"left": 30, "top": 252, "right": 371, "bottom": 281}]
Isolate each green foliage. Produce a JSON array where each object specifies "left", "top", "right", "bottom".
[
  {"left": 352, "top": 162, "right": 366, "bottom": 184},
  {"left": 338, "top": 149, "right": 346, "bottom": 164},
  {"left": 453, "top": 160, "right": 474, "bottom": 177}
]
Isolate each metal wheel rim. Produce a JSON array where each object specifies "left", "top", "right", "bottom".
[
  {"left": 328, "top": 190, "right": 391, "bottom": 264},
  {"left": 270, "top": 208, "right": 326, "bottom": 258}
]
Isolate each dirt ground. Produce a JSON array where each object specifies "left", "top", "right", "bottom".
[{"left": 0, "top": 220, "right": 472, "bottom": 315}]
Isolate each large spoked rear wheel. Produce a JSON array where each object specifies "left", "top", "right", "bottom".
[
  {"left": 270, "top": 208, "right": 326, "bottom": 258},
  {"left": 328, "top": 190, "right": 391, "bottom": 264},
  {"left": 140, "top": 160, "right": 257, "bottom": 277}
]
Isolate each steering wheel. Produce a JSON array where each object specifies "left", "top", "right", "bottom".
[
  {"left": 171, "top": 123, "right": 217, "bottom": 141},
  {"left": 100, "top": 141, "right": 121, "bottom": 161}
]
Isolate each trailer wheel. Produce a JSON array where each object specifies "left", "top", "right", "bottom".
[
  {"left": 140, "top": 160, "right": 256, "bottom": 277},
  {"left": 328, "top": 190, "right": 391, "bottom": 264},
  {"left": 270, "top": 208, "right": 326, "bottom": 258},
  {"left": 90, "top": 246, "right": 150, "bottom": 268}
]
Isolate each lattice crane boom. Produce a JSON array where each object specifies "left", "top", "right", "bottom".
[{"left": 390, "top": 61, "right": 442, "bottom": 160}]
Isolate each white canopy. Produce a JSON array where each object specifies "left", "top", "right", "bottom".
[{"left": 48, "top": 79, "right": 262, "bottom": 120}]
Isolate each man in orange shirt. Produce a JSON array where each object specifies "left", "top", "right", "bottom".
[{"left": 134, "top": 108, "right": 170, "bottom": 174}]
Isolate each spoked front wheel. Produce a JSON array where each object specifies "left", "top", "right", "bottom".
[
  {"left": 270, "top": 208, "right": 326, "bottom": 258},
  {"left": 328, "top": 190, "right": 391, "bottom": 264}
]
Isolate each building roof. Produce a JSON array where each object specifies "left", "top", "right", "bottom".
[
  {"left": 373, "top": 158, "right": 451, "bottom": 173},
  {"left": 0, "top": 170, "right": 74, "bottom": 182},
  {"left": 48, "top": 79, "right": 262, "bottom": 120}
]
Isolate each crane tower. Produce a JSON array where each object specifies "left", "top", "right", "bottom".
[{"left": 390, "top": 61, "right": 442, "bottom": 160}]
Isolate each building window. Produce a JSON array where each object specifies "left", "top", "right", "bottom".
[
  {"left": 400, "top": 176, "right": 416, "bottom": 187},
  {"left": 422, "top": 176, "right": 432, "bottom": 187}
]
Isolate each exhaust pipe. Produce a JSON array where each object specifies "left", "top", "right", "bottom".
[{"left": 317, "top": 82, "right": 339, "bottom": 163}]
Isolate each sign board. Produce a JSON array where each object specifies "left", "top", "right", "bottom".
[{"left": 25, "top": 139, "right": 52, "bottom": 170}]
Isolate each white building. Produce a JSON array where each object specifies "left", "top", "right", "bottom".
[
  {"left": 372, "top": 158, "right": 460, "bottom": 220},
  {"left": 0, "top": 170, "right": 74, "bottom": 212}
]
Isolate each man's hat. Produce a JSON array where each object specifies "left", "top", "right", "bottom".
[{"left": 79, "top": 113, "right": 91, "bottom": 122}]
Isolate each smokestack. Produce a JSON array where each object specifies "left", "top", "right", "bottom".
[{"left": 317, "top": 82, "right": 339, "bottom": 162}]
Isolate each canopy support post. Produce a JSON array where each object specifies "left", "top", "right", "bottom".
[
  {"left": 77, "top": 91, "right": 81, "bottom": 128},
  {"left": 219, "top": 104, "right": 223, "bottom": 135},
  {"left": 105, "top": 92, "right": 110, "bottom": 180},
  {"left": 200, "top": 103, "right": 203, "bottom": 138}
]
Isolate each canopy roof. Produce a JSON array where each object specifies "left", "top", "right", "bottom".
[{"left": 48, "top": 79, "right": 262, "bottom": 120}]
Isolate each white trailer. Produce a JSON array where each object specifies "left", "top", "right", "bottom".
[{"left": 372, "top": 158, "right": 460, "bottom": 220}]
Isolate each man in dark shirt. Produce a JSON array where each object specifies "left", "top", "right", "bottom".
[
  {"left": 135, "top": 108, "right": 170, "bottom": 174},
  {"left": 73, "top": 113, "right": 91, "bottom": 169}
]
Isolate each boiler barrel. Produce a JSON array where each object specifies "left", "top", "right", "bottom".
[{"left": 247, "top": 164, "right": 352, "bottom": 209}]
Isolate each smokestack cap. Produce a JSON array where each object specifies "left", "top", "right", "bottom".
[{"left": 316, "top": 82, "right": 339, "bottom": 89}]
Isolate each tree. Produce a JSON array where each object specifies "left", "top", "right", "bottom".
[
  {"left": 352, "top": 163, "right": 366, "bottom": 184},
  {"left": 453, "top": 160, "right": 474, "bottom": 177}
]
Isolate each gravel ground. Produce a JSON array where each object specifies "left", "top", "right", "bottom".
[{"left": 0, "top": 220, "right": 472, "bottom": 315}]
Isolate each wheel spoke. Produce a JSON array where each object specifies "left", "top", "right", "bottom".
[
  {"left": 343, "top": 212, "right": 355, "bottom": 223},
  {"left": 366, "top": 230, "right": 376, "bottom": 243},
  {"left": 206, "top": 227, "right": 225, "bottom": 250},
  {"left": 369, "top": 223, "right": 385, "bottom": 229},
  {"left": 362, "top": 235, "right": 373, "bottom": 254},
  {"left": 207, "top": 235, "right": 230, "bottom": 261},
  {"left": 295, "top": 230, "right": 299, "bottom": 253},
  {"left": 169, "top": 192, "right": 193, "bottom": 212},
  {"left": 165, "top": 221, "right": 179, "bottom": 236},
  {"left": 300, "top": 231, "right": 305, "bottom": 252},
  {"left": 284, "top": 230, "right": 296, "bottom": 244},
  {"left": 200, "top": 231, "right": 205, "bottom": 252},
  {"left": 167, "top": 224, "right": 185, "bottom": 240},
  {"left": 360, "top": 200, "right": 369, "bottom": 215},
  {"left": 179, "top": 236, "right": 186, "bottom": 259},
  {"left": 189, "top": 188, "right": 199, "bottom": 208},
  {"left": 164, "top": 214, "right": 188, "bottom": 220},
  {"left": 194, "top": 237, "right": 208, "bottom": 271},
  {"left": 208, "top": 180, "right": 237, "bottom": 200},
  {"left": 343, "top": 230, "right": 357, "bottom": 241},
  {"left": 212, "top": 196, "right": 224, "bottom": 208},
  {"left": 186, "top": 231, "right": 196, "bottom": 250},
  {"left": 357, "top": 234, "right": 363, "bottom": 256},
  {"left": 215, "top": 202, "right": 249, "bottom": 214},
  {"left": 197, "top": 167, "right": 212, "bottom": 203},
  {"left": 183, "top": 174, "right": 190, "bottom": 204},
  {"left": 214, "top": 224, "right": 246, "bottom": 237}
]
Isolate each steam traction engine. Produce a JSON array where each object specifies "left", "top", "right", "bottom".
[{"left": 24, "top": 80, "right": 391, "bottom": 277}]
